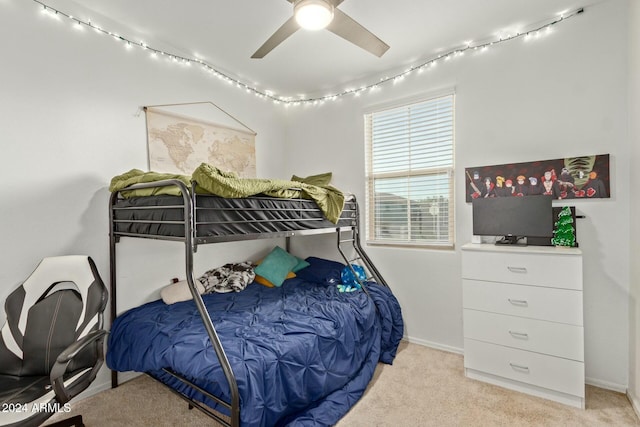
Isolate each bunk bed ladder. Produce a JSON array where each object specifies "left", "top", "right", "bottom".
[{"left": 336, "top": 226, "right": 388, "bottom": 288}]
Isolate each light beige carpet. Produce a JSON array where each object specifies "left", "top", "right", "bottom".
[{"left": 48, "top": 341, "right": 639, "bottom": 426}]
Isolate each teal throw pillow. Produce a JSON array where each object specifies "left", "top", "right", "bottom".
[
  {"left": 254, "top": 246, "right": 299, "bottom": 287},
  {"left": 291, "top": 256, "right": 310, "bottom": 273}
]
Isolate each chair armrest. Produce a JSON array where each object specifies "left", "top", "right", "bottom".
[
  {"left": 56, "top": 330, "right": 108, "bottom": 364},
  {"left": 50, "top": 329, "right": 108, "bottom": 403}
]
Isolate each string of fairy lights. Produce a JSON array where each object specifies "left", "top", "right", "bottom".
[{"left": 28, "top": 0, "right": 584, "bottom": 106}]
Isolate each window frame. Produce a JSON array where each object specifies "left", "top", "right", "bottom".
[{"left": 364, "top": 90, "right": 456, "bottom": 249}]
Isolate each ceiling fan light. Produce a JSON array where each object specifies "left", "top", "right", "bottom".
[{"left": 294, "top": 0, "right": 334, "bottom": 31}]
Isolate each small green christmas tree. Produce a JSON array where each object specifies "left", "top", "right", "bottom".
[{"left": 551, "top": 206, "right": 576, "bottom": 247}]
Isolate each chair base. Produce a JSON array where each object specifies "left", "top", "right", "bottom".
[{"left": 46, "top": 415, "right": 84, "bottom": 427}]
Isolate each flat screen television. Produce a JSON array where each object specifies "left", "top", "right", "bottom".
[{"left": 472, "top": 196, "right": 553, "bottom": 245}]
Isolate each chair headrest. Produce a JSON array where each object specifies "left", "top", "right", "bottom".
[
  {"left": 1, "top": 256, "right": 105, "bottom": 359},
  {"left": 18, "top": 256, "right": 100, "bottom": 334}
]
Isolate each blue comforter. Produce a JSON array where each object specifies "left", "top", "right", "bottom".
[{"left": 107, "top": 279, "right": 403, "bottom": 426}]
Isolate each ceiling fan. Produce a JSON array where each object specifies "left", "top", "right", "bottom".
[{"left": 251, "top": 0, "right": 390, "bottom": 59}]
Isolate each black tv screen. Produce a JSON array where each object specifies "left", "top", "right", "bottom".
[{"left": 472, "top": 196, "right": 553, "bottom": 244}]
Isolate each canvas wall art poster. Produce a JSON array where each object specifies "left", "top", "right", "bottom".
[
  {"left": 465, "top": 154, "right": 610, "bottom": 202},
  {"left": 145, "top": 108, "right": 256, "bottom": 177}
]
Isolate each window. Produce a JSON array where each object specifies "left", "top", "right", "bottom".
[{"left": 364, "top": 93, "right": 455, "bottom": 248}]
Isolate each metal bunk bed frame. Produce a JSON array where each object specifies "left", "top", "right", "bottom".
[{"left": 109, "top": 179, "right": 387, "bottom": 427}]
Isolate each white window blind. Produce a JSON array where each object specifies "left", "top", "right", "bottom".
[{"left": 364, "top": 94, "right": 455, "bottom": 247}]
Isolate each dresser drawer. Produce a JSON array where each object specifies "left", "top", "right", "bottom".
[
  {"left": 464, "top": 339, "right": 585, "bottom": 397},
  {"left": 463, "top": 279, "right": 583, "bottom": 325},
  {"left": 464, "top": 309, "right": 584, "bottom": 361},
  {"left": 462, "top": 249, "right": 582, "bottom": 290}
]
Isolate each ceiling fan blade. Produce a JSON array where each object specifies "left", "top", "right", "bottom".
[
  {"left": 326, "top": 8, "right": 389, "bottom": 57},
  {"left": 251, "top": 16, "right": 300, "bottom": 58}
]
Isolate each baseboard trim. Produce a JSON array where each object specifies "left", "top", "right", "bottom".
[
  {"left": 404, "top": 336, "right": 464, "bottom": 355},
  {"left": 73, "top": 379, "right": 111, "bottom": 401},
  {"left": 627, "top": 390, "right": 640, "bottom": 419},
  {"left": 73, "top": 371, "right": 142, "bottom": 402},
  {"left": 585, "top": 376, "right": 627, "bottom": 393}
]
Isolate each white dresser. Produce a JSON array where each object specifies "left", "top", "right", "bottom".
[{"left": 461, "top": 243, "right": 584, "bottom": 408}]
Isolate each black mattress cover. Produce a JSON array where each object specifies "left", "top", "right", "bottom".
[{"left": 113, "top": 194, "right": 357, "bottom": 240}]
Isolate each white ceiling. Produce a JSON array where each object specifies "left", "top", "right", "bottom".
[{"left": 55, "top": 0, "right": 595, "bottom": 98}]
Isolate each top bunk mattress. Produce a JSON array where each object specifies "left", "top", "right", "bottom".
[{"left": 112, "top": 194, "right": 357, "bottom": 241}]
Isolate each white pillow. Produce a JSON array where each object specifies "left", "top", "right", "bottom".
[{"left": 160, "top": 280, "right": 205, "bottom": 304}]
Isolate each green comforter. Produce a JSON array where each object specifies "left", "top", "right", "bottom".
[
  {"left": 109, "top": 164, "right": 345, "bottom": 224},
  {"left": 109, "top": 169, "right": 191, "bottom": 197}
]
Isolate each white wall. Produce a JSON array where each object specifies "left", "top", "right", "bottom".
[
  {"left": 0, "top": 1, "right": 288, "bottom": 395},
  {"left": 1, "top": 0, "right": 633, "bottom": 399},
  {"left": 628, "top": 0, "right": 640, "bottom": 412},
  {"left": 284, "top": 0, "right": 631, "bottom": 388}
]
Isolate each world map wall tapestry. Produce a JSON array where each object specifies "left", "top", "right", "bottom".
[
  {"left": 145, "top": 107, "right": 256, "bottom": 177},
  {"left": 465, "top": 154, "right": 610, "bottom": 202}
]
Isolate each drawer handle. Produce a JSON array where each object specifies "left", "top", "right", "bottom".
[
  {"left": 509, "top": 363, "right": 530, "bottom": 372},
  {"left": 509, "top": 330, "right": 529, "bottom": 339},
  {"left": 508, "top": 298, "right": 528, "bottom": 306},
  {"left": 507, "top": 266, "right": 528, "bottom": 273}
]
